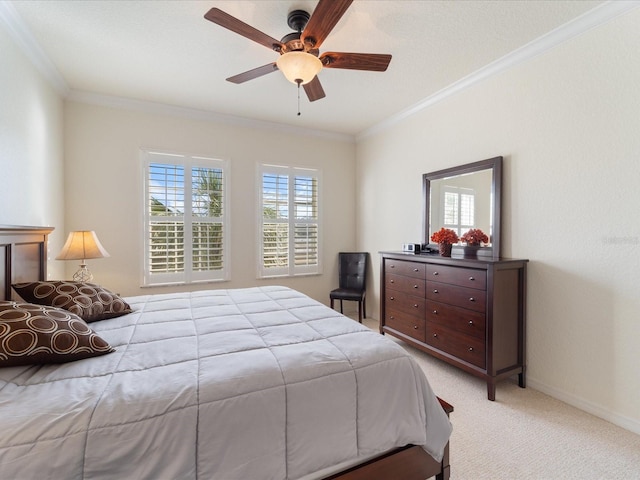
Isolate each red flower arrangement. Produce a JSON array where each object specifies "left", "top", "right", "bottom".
[
  {"left": 460, "top": 228, "right": 489, "bottom": 246},
  {"left": 430, "top": 228, "right": 459, "bottom": 245}
]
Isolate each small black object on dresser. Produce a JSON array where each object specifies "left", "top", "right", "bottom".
[{"left": 380, "top": 251, "right": 528, "bottom": 401}]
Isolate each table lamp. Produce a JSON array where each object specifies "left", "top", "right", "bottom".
[{"left": 56, "top": 230, "right": 110, "bottom": 282}]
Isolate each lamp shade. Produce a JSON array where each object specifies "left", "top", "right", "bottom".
[
  {"left": 56, "top": 231, "right": 110, "bottom": 261},
  {"left": 276, "top": 52, "right": 322, "bottom": 85}
]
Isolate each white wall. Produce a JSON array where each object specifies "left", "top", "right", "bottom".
[
  {"left": 0, "top": 21, "right": 65, "bottom": 279},
  {"left": 63, "top": 101, "right": 356, "bottom": 302},
  {"left": 356, "top": 9, "right": 640, "bottom": 433}
]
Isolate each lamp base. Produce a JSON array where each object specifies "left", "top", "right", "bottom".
[{"left": 73, "top": 263, "right": 93, "bottom": 282}]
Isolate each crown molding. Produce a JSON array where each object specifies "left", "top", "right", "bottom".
[
  {"left": 66, "top": 90, "right": 354, "bottom": 143},
  {"left": 0, "top": 0, "right": 69, "bottom": 96},
  {"left": 357, "top": 0, "right": 640, "bottom": 141}
]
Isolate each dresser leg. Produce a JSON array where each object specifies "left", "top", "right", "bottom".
[
  {"left": 487, "top": 382, "right": 496, "bottom": 401},
  {"left": 518, "top": 369, "right": 526, "bottom": 388}
]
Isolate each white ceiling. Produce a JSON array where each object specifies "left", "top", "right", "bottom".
[{"left": 7, "top": 0, "right": 609, "bottom": 137}]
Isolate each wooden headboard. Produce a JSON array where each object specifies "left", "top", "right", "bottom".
[{"left": 0, "top": 225, "right": 54, "bottom": 301}]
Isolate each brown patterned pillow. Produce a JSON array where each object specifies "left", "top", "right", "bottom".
[
  {"left": 12, "top": 281, "right": 132, "bottom": 323},
  {"left": 0, "top": 301, "right": 114, "bottom": 367}
]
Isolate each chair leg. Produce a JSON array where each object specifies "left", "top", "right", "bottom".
[
  {"left": 363, "top": 299, "right": 366, "bottom": 319},
  {"left": 331, "top": 298, "right": 334, "bottom": 310},
  {"left": 358, "top": 301, "right": 363, "bottom": 323},
  {"left": 339, "top": 300, "right": 343, "bottom": 313}
]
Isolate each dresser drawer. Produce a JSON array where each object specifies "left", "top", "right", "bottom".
[
  {"left": 385, "top": 290, "right": 426, "bottom": 317},
  {"left": 426, "top": 281, "right": 486, "bottom": 313},
  {"left": 426, "top": 324, "right": 486, "bottom": 368},
  {"left": 385, "top": 260, "right": 426, "bottom": 279},
  {"left": 386, "top": 273, "right": 426, "bottom": 297},
  {"left": 426, "top": 264, "right": 486, "bottom": 290},
  {"left": 386, "top": 307, "right": 426, "bottom": 342},
  {"left": 426, "top": 300, "right": 486, "bottom": 340}
]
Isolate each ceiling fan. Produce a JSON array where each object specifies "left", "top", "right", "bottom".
[{"left": 204, "top": 0, "right": 392, "bottom": 103}]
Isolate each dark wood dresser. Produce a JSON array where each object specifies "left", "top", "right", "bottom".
[{"left": 380, "top": 251, "right": 528, "bottom": 400}]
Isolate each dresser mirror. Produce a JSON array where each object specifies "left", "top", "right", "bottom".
[{"left": 423, "top": 156, "right": 502, "bottom": 258}]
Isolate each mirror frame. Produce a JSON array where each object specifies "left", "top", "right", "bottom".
[{"left": 422, "top": 156, "right": 502, "bottom": 259}]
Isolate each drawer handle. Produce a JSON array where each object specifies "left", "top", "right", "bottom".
[
  {"left": 469, "top": 297, "right": 475, "bottom": 302},
  {"left": 468, "top": 320, "right": 474, "bottom": 326},
  {"left": 413, "top": 325, "right": 418, "bottom": 330},
  {"left": 469, "top": 276, "right": 475, "bottom": 281},
  {"left": 433, "top": 310, "right": 438, "bottom": 314},
  {"left": 468, "top": 347, "right": 474, "bottom": 352},
  {"left": 413, "top": 268, "right": 419, "bottom": 272},
  {"left": 413, "top": 304, "right": 418, "bottom": 308},
  {"left": 433, "top": 333, "right": 438, "bottom": 338},
  {"left": 433, "top": 289, "right": 439, "bottom": 294},
  {"left": 413, "top": 284, "right": 419, "bottom": 289},
  {"left": 390, "top": 316, "right": 395, "bottom": 320},
  {"left": 390, "top": 279, "right": 395, "bottom": 283},
  {"left": 390, "top": 264, "right": 395, "bottom": 268},
  {"left": 390, "top": 296, "right": 395, "bottom": 300},
  {"left": 433, "top": 271, "right": 439, "bottom": 276}
]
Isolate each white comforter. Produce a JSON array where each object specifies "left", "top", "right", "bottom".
[{"left": 0, "top": 286, "right": 452, "bottom": 479}]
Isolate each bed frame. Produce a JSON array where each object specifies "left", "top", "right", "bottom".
[{"left": 0, "top": 225, "right": 452, "bottom": 480}]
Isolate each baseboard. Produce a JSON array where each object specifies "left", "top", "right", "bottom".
[{"left": 527, "top": 377, "right": 640, "bottom": 436}]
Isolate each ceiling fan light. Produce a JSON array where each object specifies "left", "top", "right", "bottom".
[{"left": 276, "top": 52, "right": 322, "bottom": 85}]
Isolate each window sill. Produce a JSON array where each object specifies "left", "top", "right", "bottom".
[
  {"left": 140, "top": 278, "right": 229, "bottom": 289},
  {"left": 258, "top": 272, "right": 322, "bottom": 280}
]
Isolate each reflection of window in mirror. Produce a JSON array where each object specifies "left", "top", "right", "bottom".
[{"left": 442, "top": 186, "right": 475, "bottom": 237}]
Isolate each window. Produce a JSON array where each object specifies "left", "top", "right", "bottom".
[
  {"left": 442, "top": 186, "right": 475, "bottom": 237},
  {"left": 259, "top": 164, "right": 320, "bottom": 278},
  {"left": 142, "top": 151, "right": 228, "bottom": 286}
]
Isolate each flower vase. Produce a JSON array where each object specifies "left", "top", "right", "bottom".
[
  {"left": 438, "top": 243, "right": 452, "bottom": 257},
  {"left": 463, "top": 245, "right": 479, "bottom": 258}
]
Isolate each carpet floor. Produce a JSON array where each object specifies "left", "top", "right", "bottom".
[{"left": 358, "top": 316, "right": 640, "bottom": 479}]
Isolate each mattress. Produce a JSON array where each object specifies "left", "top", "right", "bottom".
[{"left": 0, "top": 286, "right": 452, "bottom": 479}]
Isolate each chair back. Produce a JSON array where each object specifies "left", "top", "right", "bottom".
[{"left": 338, "top": 252, "right": 368, "bottom": 292}]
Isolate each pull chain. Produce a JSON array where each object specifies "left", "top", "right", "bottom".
[{"left": 296, "top": 80, "right": 302, "bottom": 116}]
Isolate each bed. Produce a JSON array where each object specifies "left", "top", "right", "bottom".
[{"left": 0, "top": 225, "right": 452, "bottom": 479}]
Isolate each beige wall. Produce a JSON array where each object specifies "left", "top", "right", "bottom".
[
  {"left": 0, "top": 22, "right": 65, "bottom": 279},
  {"left": 356, "top": 9, "right": 640, "bottom": 433},
  {"left": 63, "top": 101, "right": 356, "bottom": 302}
]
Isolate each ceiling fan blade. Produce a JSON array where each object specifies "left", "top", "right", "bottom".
[
  {"left": 226, "top": 63, "right": 279, "bottom": 84},
  {"left": 204, "top": 8, "right": 284, "bottom": 52},
  {"left": 303, "top": 76, "right": 326, "bottom": 102},
  {"left": 301, "top": 0, "right": 353, "bottom": 50},
  {"left": 320, "top": 52, "right": 392, "bottom": 71}
]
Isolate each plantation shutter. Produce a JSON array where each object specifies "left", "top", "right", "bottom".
[
  {"left": 262, "top": 172, "right": 289, "bottom": 272},
  {"left": 294, "top": 174, "right": 318, "bottom": 269},
  {"left": 259, "top": 165, "right": 320, "bottom": 277},
  {"left": 442, "top": 186, "right": 475, "bottom": 236},
  {"left": 143, "top": 151, "right": 228, "bottom": 286}
]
